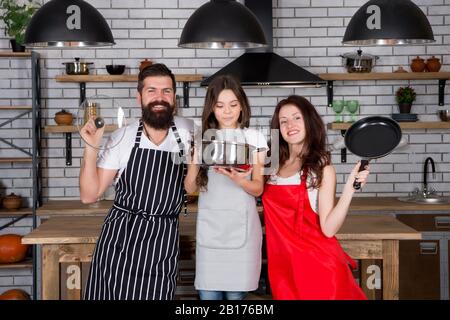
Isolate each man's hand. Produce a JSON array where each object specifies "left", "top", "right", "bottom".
[{"left": 80, "top": 116, "right": 105, "bottom": 149}]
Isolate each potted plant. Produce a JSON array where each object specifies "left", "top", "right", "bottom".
[
  {"left": 395, "top": 86, "right": 416, "bottom": 114},
  {"left": 0, "top": 0, "right": 40, "bottom": 52}
]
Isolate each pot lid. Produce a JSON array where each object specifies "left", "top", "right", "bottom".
[
  {"left": 63, "top": 57, "right": 93, "bottom": 65},
  {"left": 412, "top": 56, "right": 424, "bottom": 61},
  {"left": 342, "top": 49, "right": 377, "bottom": 60},
  {"left": 55, "top": 109, "right": 72, "bottom": 115},
  {"left": 5, "top": 193, "right": 21, "bottom": 199}
]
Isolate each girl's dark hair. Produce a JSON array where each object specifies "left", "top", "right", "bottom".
[
  {"left": 270, "top": 95, "right": 330, "bottom": 189},
  {"left": 137, "top": 63, "right": 176, "bottom": 93},
  {"left": 197, "top": 75, "right": 251, "bottom": 189}
]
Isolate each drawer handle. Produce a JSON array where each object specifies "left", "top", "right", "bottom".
[
  {"left": 434, "top": 217, "right": 450, "bottom": 229},
  {"left": 419, "top": 242, "right": 438, "bottom": 255}
]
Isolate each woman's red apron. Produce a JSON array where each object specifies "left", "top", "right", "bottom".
[{"left": 262, "top": 171, "right": 367, "bottom": 300}]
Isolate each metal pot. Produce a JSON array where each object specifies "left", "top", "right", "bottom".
[
  {"left": 201, "top": 140, "right": 254, "bottom": 166},
  {"left": 341, "top": 50, "right": 379, "bottom": 73},
  {"left": 63, "top": 57, "right": 93, "bottom": 75}
]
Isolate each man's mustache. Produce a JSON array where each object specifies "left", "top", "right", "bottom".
[{"left": 146, "top": 100, "right": 172, "bottom": 110}]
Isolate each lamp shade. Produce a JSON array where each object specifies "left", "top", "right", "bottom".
[
  {"left": 24, "top": 0, "right": 114, "bottom": 47},
  {"left": 178, "top": 0, "right": 267, "bottom": 49},
  {"left": 343, "top": 0, "right": 435, "bottom": 45}
]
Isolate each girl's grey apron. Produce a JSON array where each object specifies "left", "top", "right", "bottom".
[
  {"left": 195, "top": 168, "right": 262, "bottom": 291},
  {"left": 84, "top": 120, "right": 186, "bottom": 300}
]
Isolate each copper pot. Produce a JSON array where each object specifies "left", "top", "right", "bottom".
[
  {"left": 426, "top": 56, "right": 441, "bottom": 72},
  {"left": 2, "top": 193, "right": 22, "bottom": 211},
  {"left": 410, "top": 56, "right": 426, "bottom": 72},
  {"left": 139, "top": 59, "right": 153, "bottom": 72},
  {"left": 54, "top": 109, "right": 73, "bottom": 125}
]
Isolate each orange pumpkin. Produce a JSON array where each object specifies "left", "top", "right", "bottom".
[
  {"left": 0, "top": 289, "right": 31, "bottom": 300},
  {"left": 0, "top": 234, "right": 29, "bottom": 264}
]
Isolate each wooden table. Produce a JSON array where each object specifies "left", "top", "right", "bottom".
[{"left": 23, "top": 214, "right": 421, "bottom": 300}]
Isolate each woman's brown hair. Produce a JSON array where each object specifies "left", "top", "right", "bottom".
[
  {"left": 270, "top": 95, "right": 330, "bottom": 189},
  {"left": 197, "top": 75, "right": 251, "bottom": 189}
]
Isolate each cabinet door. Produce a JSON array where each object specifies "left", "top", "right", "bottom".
[{"left": 399, "top": 240, "right": 440, "bottom": 299}]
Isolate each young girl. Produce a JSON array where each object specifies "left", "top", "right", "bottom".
[
  {"left": 184, "top": 75, "right": 267, "bottom": 300},
  {"left": 262, "top": 95, "right": 369, "bottom": 300}
]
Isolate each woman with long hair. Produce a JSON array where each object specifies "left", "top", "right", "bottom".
[{"left": 262, "top": 95, "right": 369, "bottom": 300}]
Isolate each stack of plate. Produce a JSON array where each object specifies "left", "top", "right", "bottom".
[{"left": 391, "top": 113, "right": 418, "bottom": 122}]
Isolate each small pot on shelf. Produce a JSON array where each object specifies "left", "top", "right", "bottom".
[
  {"left": 426, "top": 56, "right": 441, "bottom": 72},
  {"left": 63, "top": 58, "right": 93, "bottom": 75},
  {"left": 398, "top": 103, "right": 412, "bottom": 114},
  {"left": 410, "top": 56, "right": 426, "bottom": 72},
  {"left": 9, "top": 39, "right": 25, "bottom": 53},
  {"left": 2, "top": 193, "right": 22, "bottom": 211},
  {"left": 54, "top": 109, "right": 74, "bottom": 125},
  {"left": 139, "top": 59, "right": 153, "bottom": 72}
]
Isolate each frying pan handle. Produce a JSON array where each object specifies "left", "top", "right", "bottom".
[{"left": 353, "top": 159, "right": 369, "bottom": 190}]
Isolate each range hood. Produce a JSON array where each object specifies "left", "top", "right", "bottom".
[{"left": 201, "top": 0, "right": 325, "bottom": 87}]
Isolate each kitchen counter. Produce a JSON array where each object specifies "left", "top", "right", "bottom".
[
  {"left": 23, "top": 214, "right": 420, "bottom": 300},
  {"left": 36, "top": 197, "right": 450, "bottom": 217}
]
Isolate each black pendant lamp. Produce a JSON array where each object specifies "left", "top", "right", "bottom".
[
  {"left": 343, "top": 0, "right": 435, "bottom": 45},
  {"left": 178, "top": 0, "right": 267, "bottom": 49},
  {"left": 24, "top": 0, "right": 114, "bottom": 48}
]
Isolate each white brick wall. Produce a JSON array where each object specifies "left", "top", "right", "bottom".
[{"left": 0, "top": 0, "right": 448, "bottom": 205}]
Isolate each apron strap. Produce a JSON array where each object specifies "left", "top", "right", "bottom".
[
  {"left": 135, "top": 120, "right": 144, "bottom": 146},
  {"left": 170, "top": 120, "right": 188, "bottom": 216}
]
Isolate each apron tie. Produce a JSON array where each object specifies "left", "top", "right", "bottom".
[{"left": 113, "top": 203, "right": 178, "bottom": 220}]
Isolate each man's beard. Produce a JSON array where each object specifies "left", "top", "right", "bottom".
[{"left": 142, "top": 100, "right": 174, "bottom": 130}]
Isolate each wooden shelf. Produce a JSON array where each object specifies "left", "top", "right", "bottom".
[
  {"left": 0, "top": 258, "right": 33, "bottom": 269},
  {"left": 55, "top": 74, "right": 203, "bottom": 83},
  {"left": 0, "top": 208, "right": 32, "bottom": 216},
  {"left": 44, "top": 124, "right": 118, "bottom": 133},
  {"left": 0, "top": 105, "right": 32, "bottom": 110},
  {"left": 319, "top": 72, "right": 450, "bottom": 81},
  {"left": 0, "top": 157, "right": 32, "bottom": 163},
  {"left": 0, "top": 51, "right": 32, "bottom": 58},
  {"left": 327, "top": 121, "right": 450, "bottom": 130}
]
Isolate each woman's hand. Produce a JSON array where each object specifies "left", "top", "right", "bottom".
[
  {"left": 344, "top": 161, "right": 370, "bottom": 193},
  {"left": 214, "top": 166, "right": 253, "bottom": 186}
]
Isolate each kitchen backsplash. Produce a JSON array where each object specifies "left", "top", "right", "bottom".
[{"left": 1, "top": 0, "right": 449, "bottom": 203}]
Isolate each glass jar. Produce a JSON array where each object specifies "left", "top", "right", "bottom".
[{"left": 84, "top": 102, "right": 98, "bottom": 124}]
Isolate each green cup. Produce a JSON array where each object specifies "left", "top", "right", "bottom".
[
  {"left": 345, "top": 100, "right": 359, "bottom": 122},
  {"left": 332, "top": 100, "right": 345, "bottom": 122}
]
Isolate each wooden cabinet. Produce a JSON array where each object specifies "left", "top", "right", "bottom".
[
  {"left": 396, "top": 214, "right": 450, "bottom": 300},
  {"left": 399, "top": 240, "right": 441, "bottom": 299}
]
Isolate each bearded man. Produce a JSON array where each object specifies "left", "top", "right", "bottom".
[{"left": 79, "top": 63, "right": 196, "bottom": 300}]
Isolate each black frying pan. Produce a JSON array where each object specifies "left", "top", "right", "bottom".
[{"left": 344, "top": 116, "right": 402, "bottom": 190}]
